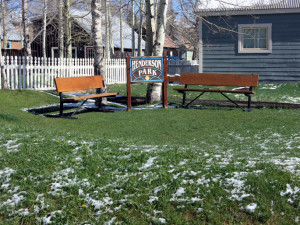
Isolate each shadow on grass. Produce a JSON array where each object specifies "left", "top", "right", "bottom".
[{"left": 0, "top": 114, "right": 19, "bottom": 122}]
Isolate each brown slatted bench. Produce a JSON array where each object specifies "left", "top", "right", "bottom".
[
  {"left": 173, "top": 73, "right": 259, "bottom": 111},
  {"left": 54, "top": 75, "right": 117, "bottom": 118}
]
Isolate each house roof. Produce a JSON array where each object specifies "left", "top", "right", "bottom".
[
  {"left": 70, "top": 9, "right": 145, "bottom": 50},
  {"left": 172, "top": 35, "right": 194, "bottom": 51},
  {"left": 198, "top": 0, "right": 300, "bottom": 16},
  {"left": 164, "top": 35, "right": 178, "bottom": 49},
  {"left": 1, "top": 14, "right": 23, "bottom": 41}
]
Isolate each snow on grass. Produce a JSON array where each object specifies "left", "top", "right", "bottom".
[
  {"left": 245, "top": 203, "right": 258, "bottom": 213},
  {"left": 139, "top": 156, "right": 157, "bottom": 170},
  {"left": 0, "top": 127, "right": 299, "bottom": 224},
  {"left": 0, "top": 192, "right": 25, "bottom": 209},
  {"left": 260, "top": 84, "right": 280, "bottom": 90},
  {"left": 225, "top": 172, "right": 252, "bottom": 201},
  {"left": 280, "top": 184, "right": 300, "bottom": 204},
  {"left": 0, "top": 139, "right": 21, "bottom": 153},
  {"left": 0, "top": 167, "right": 15, "bottom": 190}
]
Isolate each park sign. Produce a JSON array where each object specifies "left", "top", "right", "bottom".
[
  {"left": 126, "top": 56, "right": 168, "bottom": 111},
  {"left": 130, "top": 57, "right": 164, "bottom": 82}
]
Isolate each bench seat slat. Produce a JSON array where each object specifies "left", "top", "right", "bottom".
[
  {"left": 180, "top": 73, "right": 259, "bottom": 87},
  {"left": 63, "top": 92, "right": 118, "bottom": 102},
  {"left": 55, "top": 76, "right": 105, "bottom": 92},
  {"left": 174, "top": 88, "right": 255, "bottom": 94}
]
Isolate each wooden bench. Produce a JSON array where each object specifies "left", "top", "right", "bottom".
[
  {"left": 167, "top": 75, "right": 180, "bottom": 83},
  {"left": 173, "top": 73, "right": 259, "bottom": 111},
  {"left": 54, "top": 75, "right": 117, "bottom": 117}
]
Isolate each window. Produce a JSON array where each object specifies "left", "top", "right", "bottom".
[
  {"left": 51, "top": 47, "right": 78, "bottom": 58},
  {"left": 7, "top": 41, "right": 11, "bottom": 49},
  {"left": 238, "top": 24, "right": 272, "bottom": 53},
  {"left": 84, "top": 46, "right": 94, "bottom": 58}
]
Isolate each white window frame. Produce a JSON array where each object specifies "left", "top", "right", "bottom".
[
  {"left": 238, "top": 23, "right": 272, "bottom": 54},
  {"left": 51, "top": 47, "right": 78, "bottom": 58}
]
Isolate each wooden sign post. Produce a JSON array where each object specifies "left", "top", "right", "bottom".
[{"left": 126, "top": 56, "right": 168, "bottom": 111}]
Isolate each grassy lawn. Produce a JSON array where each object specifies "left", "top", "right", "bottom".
[{"left": 0, "top": 83, "right": 299, "bottom": 224}]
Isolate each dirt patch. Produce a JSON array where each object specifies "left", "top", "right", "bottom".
[{"left": 109, "top": 96, "right": 300, "bottom": 109}]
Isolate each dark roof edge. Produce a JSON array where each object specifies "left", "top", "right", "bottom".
[{"left": 197, "top": 8, "right": 300, "bottom": 17}]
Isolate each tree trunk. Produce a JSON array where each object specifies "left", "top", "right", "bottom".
[
  {"left": 22, "top": 0, "right": 31, "bottom": 57},
  {"left": 146, "top": 0, "right": 168, "bottom": 103},
  {"left": 65, "top": 0, "right": 72, "bottom": 58},
  {"left": 145, "top": 0, "right": 155, "bottom": 56},
  {"left": 0, "top": 17, "right": 8, "bottom": 89},
  {"left": 108, "top": 4, "right": 114, "bottom": 58},
  {"left": 57, "top": 0, "right": 64, "bottom": 58},
  {"left": 138, "top": 0, "right": 144, "bottom": 56},
  {"left": 1, "top": 0, "right": 7, "bottom": 53},
  {"left": 131, "top": 0, "right": 135, "bottom": 57},
  {"left": 153, "top": 0, "right": 168, "bottom": 56},
  {"left": 92, "top": 0, "right": 107, "bottom": 106},
  {"left": 42, "top": 0, "right": 47, "bottom": 59},
  {"left": 104, "top": 0, "right": 110, "bottom": 59},
  {"left": 120, "top": 0, "right": 124, "bottom": 58}
]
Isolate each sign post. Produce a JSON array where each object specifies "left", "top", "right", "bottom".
[{"left": 126, "top": 56, "right": 168, "bottom": 111}]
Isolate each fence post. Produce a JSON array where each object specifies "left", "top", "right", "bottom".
[{"left": 13, "top": 56, "right": 18, "bottom": 89}]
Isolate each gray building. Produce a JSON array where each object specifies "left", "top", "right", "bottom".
[{"left": 198, "top": 0, "right": 300, "bottom": 82}]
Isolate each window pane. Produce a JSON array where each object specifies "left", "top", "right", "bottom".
[
  {"left": 256, "top": 39, "right": 267, "bottom": 48},
  {"left": 244, "top": 39, "right": 254, "bottom": 48},
  {"left": 256, "top": 28, "right": 267, "bottom": 38},
  {"left": 242, "top": 27, "right": 268, "bottom": 49}
]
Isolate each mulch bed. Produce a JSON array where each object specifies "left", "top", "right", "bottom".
[{"left": 109, "top": 96, "right": 300, "bottom": 109}]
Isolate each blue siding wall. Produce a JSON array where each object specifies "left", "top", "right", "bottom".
[{"left": 202, "top": 13, "right": 300, "bottom": 82}]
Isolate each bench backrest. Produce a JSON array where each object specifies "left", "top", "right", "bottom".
[
  {"left": 180, "top": 73, "right": 259, "bottom": 87},
  {"left": 55, "top": 75, "right": 105, "bottom": 92}
]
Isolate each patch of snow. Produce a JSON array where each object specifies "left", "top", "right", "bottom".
[
  {"left": 280, "top": 184, "right": 300, "bottom": 203},
  {"left": 139, "top": 157, "right": 157, "bottom": 170},
  {"left": 104, "top": 217, "right": 117, "bottom": 225},
  {"left": 245, "top": 203, "right": 258, "bottom": 213},
  {"left": 1, "top": 139, "right": 21, "bottom": 153},
  {"left": 172, "top": 187, "right": 185, "bottom": 198},
  {"left": 148, "top": 196, "right": 159, "bottom": 204},
  {"left": 0, "top": 193, "right": 25, "bottom": 209}
]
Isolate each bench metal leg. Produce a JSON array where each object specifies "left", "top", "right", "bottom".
[
  {"left": 97, "top": 97, "right": 103, "bottom": 110},
  {"left": 184, "top": 92, "right": 206, "bottom": 108},
  {"left": 59, "top": 93, "right": 64, "bottom": 116},
  {"left": 219, "top": 92, "right": 245, "bottom": 111},
  {"left": 70, "top": 99, "right": 88, "bottom": 117},
  {"left": 182, "top": 85, "right": 188, "bottom": 106}
]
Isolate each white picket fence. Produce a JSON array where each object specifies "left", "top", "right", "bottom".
[
  {"left": 0, "top": 56, "right": 198, "bottom": 90},
  {"left": 103, "top": 58, "right": 126, "bottom": 85},
  {"left": 0, "top": 56, "right": 95, "bottom": 90}
]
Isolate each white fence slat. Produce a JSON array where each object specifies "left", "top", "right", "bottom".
[{"left": 0, "top": 57, "right": 200, "bottom": 89}]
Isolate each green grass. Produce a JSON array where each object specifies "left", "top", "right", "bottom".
[
  {"left": 0, "top": 84, "right": 299, "bottom": 224},
  {"left": 108, "top": 82, "right": 300, "bottom": 104}
]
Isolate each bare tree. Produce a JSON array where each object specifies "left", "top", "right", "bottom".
[
  {"left": 22, "top": 0, "right": 32, "bottom": 57},
  {"left": 105, "top": 0, "right": 110, "bottom": 58},
  {"left": 120, "top": 0, "right": 124, "bottom": 58},
  {"left": 91, "top": 0, "right": 107, "bottom": 105},
  {"left": 57, "top": 0, "right": 64, "bottom": 58},
  {"left": 65, "top": 0, "right": 72, "bottom": 58},
  {"left": 42, "top": 0, "right": 47, "bottom": 59},
  {"left": 108, "top": 1, "right": 114, "bottom": 57},
  {"left": 1, "top": 0, "right": 7, "bottom": 52},
  {"left": 0, "top": 17, "right": 8, "bottom": 89},
  {"left": 137, "top": 0, "right": 144, "bottom": 56},
  {"left": 145, "top": 0, "right": 155, "bottom": 55},
  {"left": 131, "top": 0, "right": 135, "bottom": 56},
  {"left": 153, "top": 0, "right": 168, "bottom": 56},
  {"left": 146, "top": 0, "right": 169, "bottom": 103}
]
